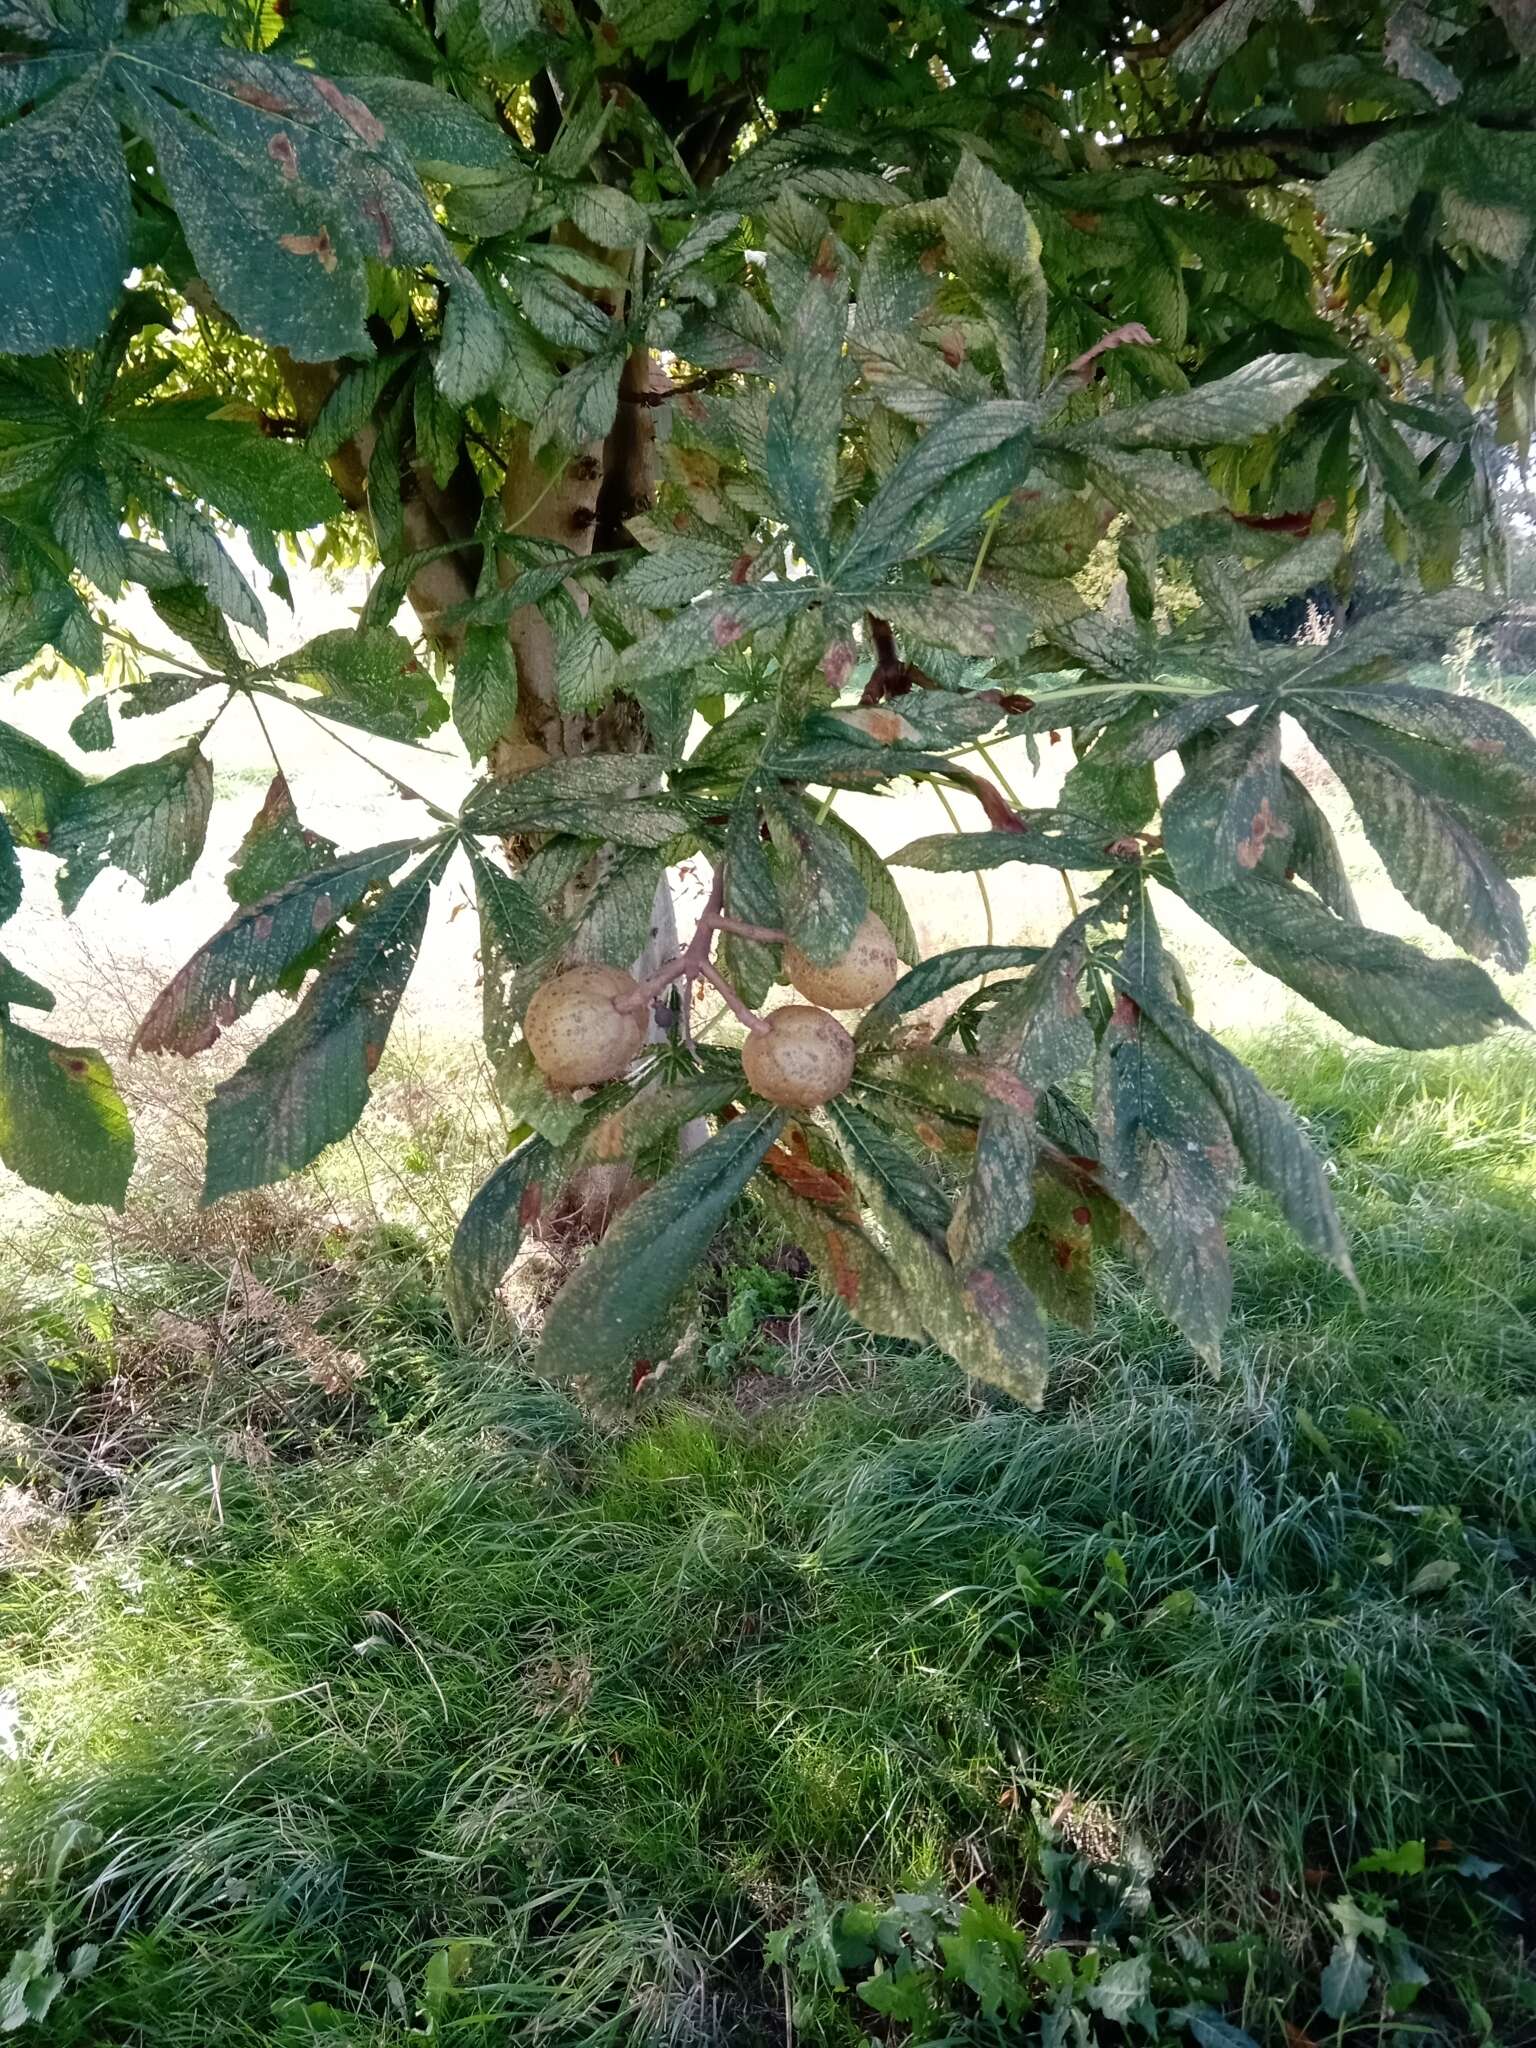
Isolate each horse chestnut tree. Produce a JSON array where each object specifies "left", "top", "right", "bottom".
[{"left": 0, "top": 0, "right": 1533, "bottom": 1407}]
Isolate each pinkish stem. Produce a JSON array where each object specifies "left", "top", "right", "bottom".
[{"left": 613, "top": 866, "right": 772, "bottom": 1032}]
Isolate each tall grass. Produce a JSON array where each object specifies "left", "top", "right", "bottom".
[{"left": 0, "top": 1036, "right": 1532, "bottom": 2043}]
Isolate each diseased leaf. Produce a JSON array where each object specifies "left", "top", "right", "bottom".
[
  {"left": 52, "top": 740, "right": 214, "bottom": 913},
  {"left": 945, "top": 153, "right": 1047, "bottom": 399},
  {"left": 858, "top": 944, "right": 1046, "bottom": 1044},
  {"left": 0, "top": 1019, "right": 134, "bottom": 1208},
  {"left": 834, "top": 399, "right": 1034, "bottom": 586},
  {"left": 1061, "top": 354, "right": 1335, "bottom": 451},
  {"left": 1302, "top": 708, "right": 1527, "bottom": 970},
  {"left": 538, "top": 1103, "right": 785, "bottom": 1388},
  {"left": 828, "top": 1098, "right": 1049, "bottom": 1405},
  {"left": 1162, "top": 714, "right": 1288, "bottom": 895},
  {"left": 0, "top": 814, "right": 18, "bottom": 928},
  {"left": 1095, "top": 908, "right": 1238, "bottom": 1364},
  {"left": 0, "top": 954, "right": 54, "bottom": 1013},
  {"left": 138, "top": 840, "right": 417, "bottom": 1056},
  {"left": 819, "top": 812, "right": 919, "bottom": 967},
  {"left": 890, "top": 826, "right": 1136, "bottom": 874},
  {"left": 960, "top": 925, "right": 1093, "bottom": 1268},
  {"left": 754, "top": 1172, "right": 924, "bottom": 1342},
  {"left": 766, "top": 798, "right": 868, "bottom": 967},
  {"left": 225, "top": 773, "right": 340, "bottom": 905},
  {"left": 1180, "top": 871, "right": 1524, "bottom": 1047},
  {"left": 271, "top": 626, "right": 449, "bottom": 742},
  {"left": 448, "top": 1135, "right": 553, "bottom": 1332},
  {"left": 204, "top": 849, "right": 441, "bottom": 1199},
  {"left": 0, "top": 716, "right": 86, "bottom": 848},
  {"left": 763, "top": 246, "right": 846, "bottom": 574},
  {"left": 0, "top": 75, "right": 132, "bottom": 354},
  {"left": 453, "top": 622, "right": 519, "bottom": 761}
]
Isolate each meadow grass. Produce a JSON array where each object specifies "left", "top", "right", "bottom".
[{"left": 0, "top": 1034, "right": 1532, "bottom": 2044}]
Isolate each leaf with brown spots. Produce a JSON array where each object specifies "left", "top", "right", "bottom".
[
  {"left": 448, "top": 1134, "right": 555, "bottom": 1331},
  {"left": 204, "top": 847, "right": 445, "bottom": 1201},
  {"left": 0, "top": 1019, "right": 134, "bottom": 1208},
  {"left": 754, "top": 1175, "right": 924, "bottom": 1343},
  {"left": 138, "top": 839, "right": 417, "bottom": 1057}
]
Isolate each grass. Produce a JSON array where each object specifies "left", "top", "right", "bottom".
[{"left": 0, "top": 1034, "right": 1533, "bottom": 2044}]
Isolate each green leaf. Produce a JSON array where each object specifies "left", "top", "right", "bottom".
[
  {"left": 616, "top": 541, "right": 740, "bottom": 608},
  {"left": 1301, "top": 708, "right": 1527, "bottom": 971},
  {"left": 764, "top": 246, "right": 846, "bottom": 575},
  {"left": 1318, "top": 124, "right": 1439, "bottom": 229},
  {"left": 0, "top": 953, "right": 54, "bottom": 1014},
  {"left": 1173, "top": 2006, "right": 1260, "bottom": 2048},
  {"left": 225, "top": 773, "right": 340, "bottom": 905},
  {"left": 0, "top": 1018, "right": 134, "bottom": 1208},
  {"left": 0, "top": 716, "right": 87, "bottom": 848},
  {"left": 537, "top": 1103, "right": 785, "bottom": 1387},
  {"left": 453, "top": 623, "right": 519, "bottom": 761},
  {"left": 448, "top": 1135, "right": 553, "bottom": 1332},
  {"left": 1084, "top": 1954, "right": 1152, "bottom": 2025},
  {"left": 828, "top": 1098, "right": 1049, "bottom": 1405},
  {"left": 137, "top": 840, "right": 418, "bottom": 1056},
  {"left": 876, "top": 588, "right": 1043, "bottom": 658},
  {"left": 529, "top": 347, "right": 626, "bottom": 459},
  {"left": 469, "top": 842, "right": 557, "bottom": 968},
  {"left": 204, "top": 850, "right": 441, "bottom": 1200},
  {"left": 1063, "top": 354, "right": 1335, "bottom": 451},
  {"left": 52, "top": 740, "right": 214, "bottom": 913},
  {"left": 1320, "top": 1936, "right": 1372, "bottom": 2020},
  {"left": 1353, "top": 1840, "right": 1426, "bottom": 1876},
  {"left": 961, "top": 925, "right": 1093, "bottom": 1267},
  {"left": 766, "top": 799, "right": 868, "bottom": 967},
  {"left": 308, "top": 351, "right": 410, "bottom": 461},
  {"left": 1083, "top": 446, "right": 1223, "bottom": 527},
  {"left": 858, "top": 944, "right": 1045, "bottom": 1045},
  {"left": 67, "top": 695, "right": 113, "bottom": 755},
  {"left": 1173, "top": 0, "right": 1287, "bottom": 81},
  {"left": 1284, "top": 766, "right": 1359, "bottom": 920},
  {"left": 945, "top": 154, "right": 1047, "bottom": 400},
  {"left": 115, "top": 400, "right": 342, "bottom": 531},
  {"left": 1179, "top": 871, "right": 1524, "bottom": 1047},
  {"left": 1162, "top": 714, "right": 1287, "bottom": 895},
  {"left": 271, "top": 627, "right": 449, "bottom": 742}
]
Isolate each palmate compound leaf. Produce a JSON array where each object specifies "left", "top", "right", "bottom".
[
  {"left": 826, "top": 1098, "right": 1049, "bottom": 1407},
  {"left": 1052, "top": 353, "right": 1336, "bottom": 452},
  {"left": 137, "top": 840, "right": 420, "bottom": 1057},
  {"left": 264, "top": 628, "right": 450, "bottom": 744},
  {"left": 448, "top": 1133, "right": 555, "bottom": 1333},
  {"left": 537, "top": 1103, "right": 786, "bottom": 1390},
  {"left": 0, "top": 15, "right": 503, "bottom": 374},
  {"left": 203, "top": 846, "right": 446, "bottom": 1201},
  {"left": 957, "top": 923, "right": 1094, "bottom": 1270},
  {"left": 51, "top": 740, "right": 214, "bottom": 914},
  {"left": 0, "top": 1018, "right": 134, "bottom": 1209}
]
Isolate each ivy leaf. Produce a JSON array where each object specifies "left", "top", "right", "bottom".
[
  {"left": 225, "top": 773, "right": 339, "bottom": 905},
  {"left": 537, "top": 1103, "right": 785, "bottom": 1388},
  {"left": 203, "top": 849, "right": 442, "bottom": 1199},
  {"left": 67, "top": 696, "right": 113, "bottom": 755},
  {"left": 0, "top": 1019, "right": 134, "bottom": 1208},
  {"left": 137, "top": 840, "right": 418, "bottom": 1056},
  {"left": 448, "top": 1134, "right": 553, "bottom": 1332},
  {"left": 52, "top": 740, "right": 214, "bottom": 913},
  {"left": 766, "top": 798, "right": 868, "bottom": 967},
  {"left": 453, "top": 622, "right": 519, "bottom": 761},
  {"left": 763, "top": 244, "right": 846, "bottom": 575}
]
